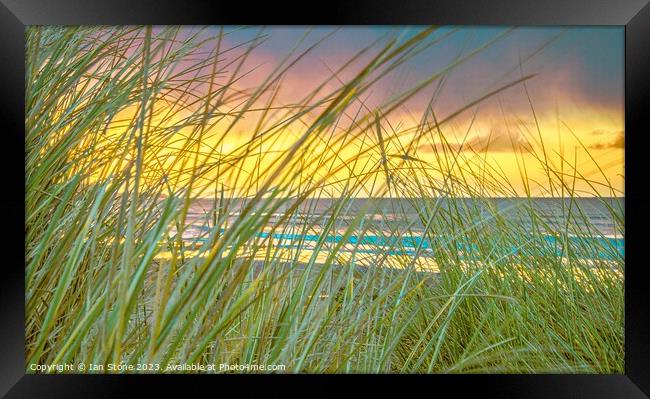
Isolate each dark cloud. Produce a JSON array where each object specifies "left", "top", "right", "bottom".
[
  {"left": 589, "top": 131, "right": 624, "bottom": 149},
  {"left": 417, "top": 127, "right": 533, "bottom": 154}
]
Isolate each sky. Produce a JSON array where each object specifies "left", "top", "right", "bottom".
[{"left": 142, "top": 26, "right": 625, "bottom": 197}]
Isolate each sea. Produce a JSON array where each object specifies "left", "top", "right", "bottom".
[{"left": 173, "top": 197, "right": 624, "bottom": 262}]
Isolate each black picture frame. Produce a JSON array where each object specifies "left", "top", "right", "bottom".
[{"left": 2, "top": 0, "right": 648, "bottom": 397}]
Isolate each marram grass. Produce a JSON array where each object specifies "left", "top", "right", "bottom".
[{"left": 25, "top": 26, "right": 623, "bottom": 373}]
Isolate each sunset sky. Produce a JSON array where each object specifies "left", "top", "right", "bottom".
[{"left": 113, "top": 26, "right": 624, "bottom": 197}]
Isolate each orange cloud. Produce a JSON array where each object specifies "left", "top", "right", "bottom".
[
  {"left": 417, "top": 126, "right": 533, "bottom": 154},
  {"left": 589, "top": 130, "right": 624, "bottom": 149}
]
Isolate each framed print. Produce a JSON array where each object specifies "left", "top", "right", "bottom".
[{"left": 2, "top": 0, "right": 649, "bottom": 397}]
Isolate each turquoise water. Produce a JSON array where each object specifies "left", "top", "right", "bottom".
[
  {"left": 186, "top": 198, "right": 624, "bottom": 261},
  {"left": 195, "top": 230, "right": 624, "bottom": 260}
]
